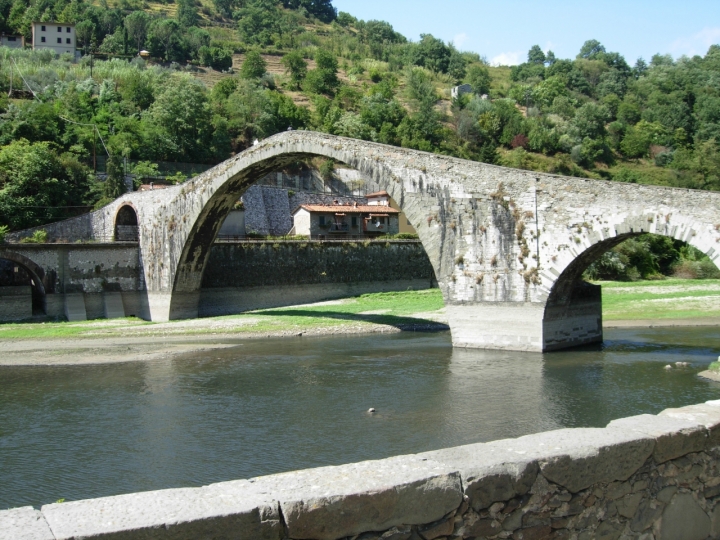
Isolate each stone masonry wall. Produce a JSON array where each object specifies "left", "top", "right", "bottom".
[
  {"left": 5, "top": 400, "right": 720, "bottom": 540},
  {"left": 201, "top": 241, "right": 434, "bottom": 289}
]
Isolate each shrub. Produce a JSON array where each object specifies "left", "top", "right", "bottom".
[{"left": 20, "top": 230, "right": 49, "bottom": 244}]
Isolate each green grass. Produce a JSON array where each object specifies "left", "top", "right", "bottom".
[
  {"left": 0, "top": 289, "right": 446, "bottom": 340},
  {"left": 597, "top": 279, "right": 720, "bottom": 320}
]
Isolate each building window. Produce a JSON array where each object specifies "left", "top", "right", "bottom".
[
  {"left": 319, "top": 216, "right": 326, "bottom": 226},
  {"left": 41, "top": 36, "right": 46, "bottom": 43},
  {"left": 57, "top": 37, "right": 62, "bottom": 43},
  {"left": 41, "top": 25, "right": 46, "bottom": 31},
  {"left": 66, "top": 27, "right": 71, "bottom": 33},
  {"left": 66, "top": 38, "right": 71, "bottom": 44},
  {"left": 351, "top": 216, "right": 358, "bottom": 227},
  {"left": 57, "top": 27, "right": 62, "bottom": 32},
  {"left": 7, "top": 36, "right": 16, "bottom": 41}
]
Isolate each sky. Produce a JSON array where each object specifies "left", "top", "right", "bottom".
[{"left": 332, "top": 0, "right": 720, "bottom": 65}]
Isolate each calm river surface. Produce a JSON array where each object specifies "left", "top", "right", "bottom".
[{"left": 2, "top": 326, "right": 720, "bottom": 509}]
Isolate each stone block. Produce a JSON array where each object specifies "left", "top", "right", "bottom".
[
  {"left": 103, "top": 291, "right": 125, "bottom": 319},
  {"left": 64, "top": 292, "right": 87, "bottom": 321},
  {"left": 485, "top": 427, "right": 654, "bottom": 493},
  {"left": 659, "top": 401, "right": 720, "bottom": 448},
  {"left": 419, "top": 442, "right": 538, "bottom": 510},
  {"left": 248, "top": 455, "right": 463, "bottom": 540},
  {"left": 607, "top": 414, "right": 707, "bottom": 463},
  {"left": 0, "top": 507, "right": 54, "bottom": 540},
  {"left": 41, "top": 482, "right": 281, "bottom": 540},
  {"left": 656, "top": 493, "right": 710, "bottom": 540}
]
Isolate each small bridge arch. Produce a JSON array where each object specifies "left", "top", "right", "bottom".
[{"left": 0, "top": 250, "right": 47, "bottom": 315}]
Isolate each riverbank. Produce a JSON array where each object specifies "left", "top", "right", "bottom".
[{"left": 0, "top": 280, "right": 719, "bottom": 366}]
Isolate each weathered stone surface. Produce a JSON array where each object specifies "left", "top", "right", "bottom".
[
  {"left": 608, "top": 414, "right": 707, "bottom": 463},
  {"left": 659, "top": 401, "right": 720, "bottom": 448},
  {"left": 0, "top": 507, "right": 54, "bottom": 540},
  {"left": 41, "top": 482, "right": 281, "bottom": 540},
  {"left": 248, "top": 455, "right": 462, "bottom": 540},
  {"left": 486, "top": 428, "right": 655, "bottom": 493},
  {"left": 418, "top": 442, "right": 538, "bottom": 510},
  {"left": 656, "top": 493, "right": 710, "bottom": 540},
  {"left": 616, "top": 492, "right": 643, "bottom": 518},
  {"left": 630, "top": 498, "right": 664, "bottom": 532}
]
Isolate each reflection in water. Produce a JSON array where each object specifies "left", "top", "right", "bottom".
[{"left": 1, "top": 326, "right": 720, "bottom": 509}]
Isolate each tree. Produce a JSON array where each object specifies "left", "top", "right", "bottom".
[
  {"left": 303, "top": 49, "right": 339, "bottom": 95},
  {"left": 75, "top": 20, "right": 95, "bottom": 54},
  {"left": 241, "top": 51, "right": 267, "bottom": 79},
  {"left": 177, "top": 0, "right": 198, "bottom": 28},
  {"left": 236, "top": 0, "right": 278, "bottom": 46},
  {"left": 282, "top": 50, "right": 308, "bottom": 89},
  {"left": 147, "top": 18, "right": 180, "bottom": 61},
  {"left": 410, "top": 34, "right": 451, "bottom": 73},
  {"left": 103, "top": 154, "right": 127, "bottom": 199},
  {"left": 0, "top": 140, "right": 94, "bottom": 230},
  {"left": 465, "top": 64, "right": 491, "bottom": 95},
  {"left": 148, "top": 76, "right": 214, "bottom": 161},
  {"left": 124, "top": 11, "right": 149, "bottom": 53},
  {"left": 578, "top": 39, "right": 606, "bottom": 59},
  {"left": 527, "top": 45, "right": 545, "bottom": 65}
]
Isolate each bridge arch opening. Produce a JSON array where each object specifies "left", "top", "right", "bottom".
[
  {"left": 543, "top": 228, "right": 720, "bottom": 350},
  {"left": 0, "top": 251, "right": 47, "bottom": 318},
  {"left": 166, "top": 147, "right": 442, "bottom": 321},
  {"left": 115, "top": 204, "right": 139, "bottom": 242}
]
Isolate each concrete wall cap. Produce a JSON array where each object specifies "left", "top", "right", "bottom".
[
  {"left": 0, "top": 507, "right": 54, "bottom": 540},
  {"left": 247, "top": 455, "right": 462, "bottom": 540},
  {"left": 41, "top": 482, "right": 281, "bottom": 540},
  {"left": 607, "top": 414, "right": 707, "bottom": 463}
]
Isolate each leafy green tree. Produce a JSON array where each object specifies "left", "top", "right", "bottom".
[
  {"left": 620, "top": 120, "right": 667, "bottom": 158},
  {"left": 465, "top": 64, "right": 491, "bottom": 95},
  {"left": 409, "top": 34, "right": 451, "bottom": 73},
  {"left": 241, "top": 51, "right": 267, "bottom": 79},
  {"left": 0, "top": 140, "right": 95, "bottom": 229},
  {"left": 282, "top": 50, "right": 307, "bottom": 89},
  {"left": 236, "top": 0, "right": 278, "bottom": 46},
  {"left": 671, "top": 139, "right": 720, "bottom": 190},
  {"left": 176, "top": 0, "right": 198, "bottom": 27},
  {"left": 527, "top": 45, "right": 545, "bottom": 65},
  {"left": 124, "top": 11, "right": 149, "bottom": 53},
  {"left": 103, "top": 154, "right": 127, "bottom": 199},
  {"left": 578, "top": 39, "right": 606, "bottom": 59},
  {"left": 147, "top": 18, "right": 181, "bottom": 61},
  {"left": 303, "top": 49, "right": 339, "bottom": 95},
  {"left": 148, "top": 76, "right": 213, "bottom": 161},
  {"left": 281, "top": 0, "right": 336, "bottom": 22}
]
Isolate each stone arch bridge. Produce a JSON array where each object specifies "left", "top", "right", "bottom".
[{"left": 7, "top": 131, "right": 720, "bottom": 351}]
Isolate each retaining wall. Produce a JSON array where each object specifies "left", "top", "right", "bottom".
[{"left": 4, "top": 400, "right": 720, "bottom": 540}]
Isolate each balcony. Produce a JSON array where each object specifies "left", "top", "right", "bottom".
[
  {"left": 328, "top": 222, "right": 350, "bottom": 233},
  {"left": 363, "top": 221, "right": 387, "bottom": 233}
]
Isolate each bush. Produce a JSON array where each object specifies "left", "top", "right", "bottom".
[
  {"left": 20, "top": 230, "right": 49, "bottom": 244},
  {"left": 199, "top": 46, "right": 233, "bottom": 71},
  {"left": 0, "top": 225, "right": 7, "bottom": 243}
]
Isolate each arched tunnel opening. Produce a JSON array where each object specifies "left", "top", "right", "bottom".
[
  {"left": 544, "top": 232, "right": 720, "bottom": 350},
  {"left": 115, "top": 205, "right": 139, "bottom": 242},
  {"left": 189, "top": 158, "right": 440, "bottom": 319},
  {"left": 0, "top": 257, "right": 46, "bottom": 319}
]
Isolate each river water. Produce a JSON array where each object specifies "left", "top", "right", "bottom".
[{"left": 2, "top": 326, "right": 720, "bottom": 510}]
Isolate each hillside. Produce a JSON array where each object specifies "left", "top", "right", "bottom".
[{"left": 0, "top": 0, "right": 719, "bottom": 239}]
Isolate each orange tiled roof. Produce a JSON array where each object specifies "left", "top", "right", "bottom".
[
  {"left": 366, "top": 190, "right": 390, "bottom": 198},
  {"left": 295, "top": 204, "right": 400, "bottom": 214}
]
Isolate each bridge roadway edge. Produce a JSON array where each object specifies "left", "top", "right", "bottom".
[
  {"left": 3, "top": 400, "right": 720, "bottom": 539},
  {"left": 5, "top": 131, "right": 720, "bottom": 351}
]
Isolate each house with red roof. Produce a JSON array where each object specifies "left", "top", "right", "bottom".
[{"left": 292, "top": 195, "right": 400, "bottom": 239}]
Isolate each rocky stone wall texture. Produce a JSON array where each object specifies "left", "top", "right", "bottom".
[
  {"left": 4, "top": 400, "right": 720, "bottom": 540},
  {"left": 201, "top": 241, "right": 434, "bottom": 288}
]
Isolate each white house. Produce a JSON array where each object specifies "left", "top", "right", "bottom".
[
  {"left": 32, "top": 22, "right": 76, "bottom": 57},
  {"left": 292, "top": 201, "right": 400, "bottom": 239}
]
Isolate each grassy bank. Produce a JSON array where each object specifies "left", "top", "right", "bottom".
[
  {"left": 0, "top": 289, "right": 446, "bottom": 340},
  {"left": 598, "top": 279, "right": 720, "bottom": 320},
  {"left": 0, "top": 279, "right": 719, "bottom": 341}
]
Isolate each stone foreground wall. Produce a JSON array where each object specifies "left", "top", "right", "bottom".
[{"left": 4, "top": 400, "right": 720, "bottom": 540}]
